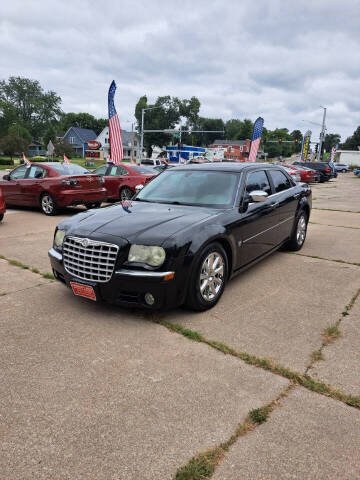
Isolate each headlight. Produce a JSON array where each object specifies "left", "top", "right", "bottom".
[
  {"left": 54, "top": 229, "right": 65, "bottom": 248},
  {"left": 128, "top": 245, "right": 165, "bottom": 267}
]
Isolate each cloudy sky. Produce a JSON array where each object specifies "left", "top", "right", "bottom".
[{"left": 1, "top": 0, "right": 360, "bottom": 141}]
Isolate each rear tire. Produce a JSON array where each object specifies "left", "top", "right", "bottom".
[
  {"left": 185, "top": 242, "right": 228, "bottom": 311},
  {"left": 119, "top": 187, "right": 133, "bottom": 201},
  {"left": 85, "top": 202, "right": 102, "bottom": 209},
  {"left": 40, "top": 193, "right": 58, "bottom": 215},
  {"left": 284, "top": 211, "right": 308, "bottom": 251},
  {"left": 342, "top": 169, "right": 346, "bottom": 173}
]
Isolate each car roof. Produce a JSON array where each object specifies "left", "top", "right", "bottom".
[{"left": 167, "top": 162, "right": 281, "bottom": 173}]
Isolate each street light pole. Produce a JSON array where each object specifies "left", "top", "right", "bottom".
[
  {"left": 317, "top": 106, "right": 327, "bottom": 162},
  {"left": 140, "top": 108, "right": 145, "bottom": 160}
]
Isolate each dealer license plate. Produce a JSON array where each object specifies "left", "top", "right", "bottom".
[{"left": 70, "top": 281, "right": 97, "bottom": 301}]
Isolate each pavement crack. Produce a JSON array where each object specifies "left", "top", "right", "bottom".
[
  {"left": 0, "top": 253, "right": 55, "bottom": 279},
  {"left": 173, "top": 384, "right": 295, "bottom": 480},
  {"left": 153, "top": 318, "right": 360, "bottom": 410},
  {"left": 287, "top": 252, "right": 360, "bottom": 267}
]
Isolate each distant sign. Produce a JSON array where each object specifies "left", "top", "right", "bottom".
[
  {"left": 87, "top": 140, "right": 101, "bottom": 150},
  {"left": 47, "top": 140, "right": 54, "bottom": 156},
  {"left": 300, "top": 130, "right": 312, "bottom": 162}
]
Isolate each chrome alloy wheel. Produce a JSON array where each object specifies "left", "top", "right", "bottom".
[
  {"left": 296, "top": 214, "right": 307, "bottom": 246},
  {"left": 41, "top": 194, "right": 54, "bottom": 214},
  {"left": 199, "top": 252, "right": 225, "bottom": 302}
]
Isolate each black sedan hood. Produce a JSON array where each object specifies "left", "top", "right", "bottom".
[{"left": 58, "top": 201, "right": 219, "bottom": 245}]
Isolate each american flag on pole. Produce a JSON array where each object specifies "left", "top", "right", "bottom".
[
  {"left": 23, "top": 153, "right": 31, "bottom": 167},
  {"left": 63, "top": 154, "right": 71, "bottom": 164},
  {"left": 248, "top": 117, "right": 264, "bottom": 162},
  {"left": 108, "top": 80, "right": 124, "bottom": 165}
]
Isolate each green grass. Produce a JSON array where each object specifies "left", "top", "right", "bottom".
[
  {"left": 0, "top": 253, "right": 54, "bottom": 280},
  {"left": 323, "top": 325, "right": 341, "bottom": 343}
]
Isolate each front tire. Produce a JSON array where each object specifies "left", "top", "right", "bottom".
[
  {"left": 285, "top": 211, "right": 308, "bottom": 251},
  {"left": 185, "top": 242, "right": 228, "bottom": 311},
  {"left": 0, "top": 213, "right": 3, "bottom": 222},
  {"left": 40, "top": 193, "right": 58, "bottom": 215}
]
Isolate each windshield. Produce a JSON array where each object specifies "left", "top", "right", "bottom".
[
  {"left": 136, "top": 169, "right": 239, "bottom": 208},
  {"left": 49, "top": 163, "right": 90, "bottom": 175}
]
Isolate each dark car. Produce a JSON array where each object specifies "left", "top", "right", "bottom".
[
  {"left": 293, "top": 161, "right": 332, "bottom": 182},
  {"left": 92, "top": 163, "right": 155, "bottom": 201},
  {"left": 0, "top": 186, "right": 6, "bottom": 222},
  {"left": 0, "top": 163, "right": 107, "bottom": 215},
  {"left": 49, "top": 163, "right": 312, "bottom": 311}
]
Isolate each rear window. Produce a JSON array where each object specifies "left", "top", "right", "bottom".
[{"left": 49, "top": 163, "right": 90, "bottom": 175}]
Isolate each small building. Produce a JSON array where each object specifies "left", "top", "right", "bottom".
[
  {"left": 166, "top": 145, "right": 206, "bottom": 163},
  {"left": 96, "top": 127, "right": 141, "bottom": 160},
  {"left": 335, "top": 150, "right": 360, "bottom": 167},
  {"left": 63, "top": 127, "right": 97, "bottom": 157},
  {"left": 28, "top": 140, "right": 46, "bottom": 157},
  {"left": 209, "top": 139, "right": 251, "bottom": 161}
]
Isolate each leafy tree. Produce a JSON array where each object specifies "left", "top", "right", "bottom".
[
  {"left": 8, "top": 124, "right": 32, "bottom": 143},
  {"left": 0, "top": 76, "right": 62, "bottom": 138},
  {"left": 290, "top": 129, "right": 303, "bottom": 153},
  {"left": 324, "top": 133, "right": 341, "bottom": 151},
  {"left": 43, "top": 125, "right": 57, "bottom": 147},
  {"left": 134, "top": 95, "right": 201, "bottom": 155},
  {"left": 59, "top": 112, "right": 107, "bottom": 135},
  {"left": 53, "top": 140, "right": 73, "bottom": 158},
  {"left": 0, "top": 133, "right": 29, "bottom": 160},
  {"left": 236, "top": 119, "right": 253, "bottom": 140},
  {"left": 341, "top": 127, "right": 360, "bottom": 150}
]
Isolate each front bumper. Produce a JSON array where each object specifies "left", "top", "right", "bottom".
[{"left": 48, "top": 248, "right": 183, "bottom": 309}]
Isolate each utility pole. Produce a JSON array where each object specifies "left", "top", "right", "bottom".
[
  {"left": 317, "top": 106, "right": 327, "bottom": 162},
  {"left": 131, "top": 123, "right": 135, "bottom": 162},
  {"left": 140, "top": 109, "right": 145, "bottom": 160}
]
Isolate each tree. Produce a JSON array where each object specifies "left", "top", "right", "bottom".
[
  {"left": 341, "top": 127, "right": 360, "bottom": 150},
  {"left": 59, "top": 112, "right": 107, "bottom": 135},
  {"left": 53, "top": 140, "right": 73, "bottom": 158},
  {"left": 324, "top": 133, "right": 341, "bottom": 152},
  {"left": 43, "top": 125, "right": 57, "bottom": 148},
  {"left": 0, "top": 76, "right": 62, "bottom": 138},
  {"left": 290, "top": 129, "right": 303, "bottom": 153},
  {"left": 134, "top": 95, "right": 201, "bottom": 155},
  {"left": 8, "top": 124, "right": 32, "bottom": 143},
  {"left": 0, "top": 133, "right": 29, "bottom": 160}
]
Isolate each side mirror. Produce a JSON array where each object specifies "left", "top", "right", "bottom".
[
  {"left": 3, "top": 174, "right": 10, "bottom": 181},
  {"left": 249, "top": 190, "right": 268, "bottom": 202},
  {"left": 135, "top": 184, "right": 144, "bottom": 194}
]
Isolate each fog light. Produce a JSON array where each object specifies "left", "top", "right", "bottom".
[{"left": 144, "top": 292, "right": 155, "bottom": 306}]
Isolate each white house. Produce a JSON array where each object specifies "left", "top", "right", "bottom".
[
  {"left": 96, "top": 127, "right": 141, "bottom": 160},
  {"left": 335, "top": 150, "right": 360, "bottom": 166}
]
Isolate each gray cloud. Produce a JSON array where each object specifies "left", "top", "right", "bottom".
[{"left": 1, "top": 0, "right": 360, "bottom": 141}]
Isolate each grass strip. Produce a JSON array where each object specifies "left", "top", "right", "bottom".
[
  {"left": 312, "top": 208, "right": 360, "bottom": 214},
  {"left": 174, "top": 385, "right": 293, "bottom": 480},
  {"left": 289, "top": 252, "right": 360, "bottom": 267},
  {"left": 309, "top": 221, "right": 360, "bottom": 230},
  {"left": 0, "top": 254, "right": 54, "bottom": 280},
  {"left": 158, "top": 320, "right": 360, "bottom": 409}
]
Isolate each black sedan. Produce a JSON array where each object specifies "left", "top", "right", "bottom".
[{"left": 48, "top": 163, "right": 312, "bottom": 311}]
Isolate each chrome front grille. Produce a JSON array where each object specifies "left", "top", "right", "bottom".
[{"left": 63, "top": 236, "right": 119, "bottom": 283}]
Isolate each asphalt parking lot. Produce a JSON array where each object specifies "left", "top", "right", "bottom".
[{"left": 1, "top": 173, "right": 360, "bottom": 479}]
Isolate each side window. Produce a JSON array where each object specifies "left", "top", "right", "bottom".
[
  {"left": 245, "top": 170, "right": 271, "bottom": 195},
  {"left": 117, "top": 167, "right": 128, "bottom": 176},
  {"left": 28, "top": 166, "right": 46, "bottom": 179},
  {"left": 269, "top": 170, "right": 292, "bottom": 193},
  {"left": 109, "top": 166, "right": 119, "bottom": 176},
  {"left": 10, "top": 165, "right": 27, "bottom": 180},
  {"left": 93, "top": 165, "right": 108, "bottom": 176}
]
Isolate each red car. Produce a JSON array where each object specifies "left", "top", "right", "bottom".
[
  {"left": 92, "top": 163, "right": 155, "bottom": 201},
  {"left": 0, "top": 187, "right": 6, "bottom": 222},
  {"left": 0, "top": 162, "right": 107, "bottom": 215},
  {"left": 282, "top": 163, "right": 317, "bottom": 183}
]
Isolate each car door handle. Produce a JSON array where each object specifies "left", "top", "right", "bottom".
[{"left": 270, "top": 201, "right": 279, "bottom": 209}]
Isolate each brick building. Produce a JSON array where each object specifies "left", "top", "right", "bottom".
[{"left": 209, "top": 139, "right": 251, "bottom": 161}]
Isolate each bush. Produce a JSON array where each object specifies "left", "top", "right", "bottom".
[{"left": 0, "top": 158, "right": 13, "bottom": 166}]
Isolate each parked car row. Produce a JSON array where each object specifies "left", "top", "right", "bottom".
[
  {"left": 293, "top": 161, "right": 333, "bottom": 182},
  {"left": 0, "top": 162, "right": 156, "bottom": 215}
]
